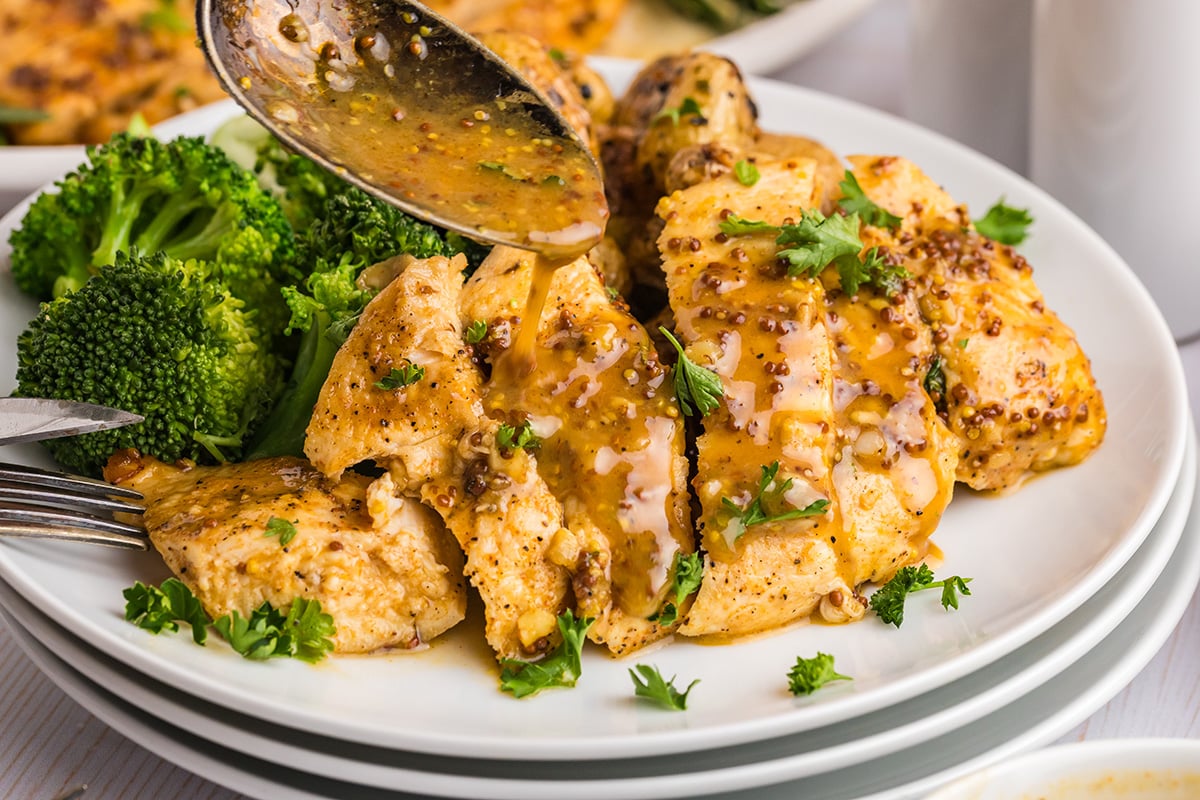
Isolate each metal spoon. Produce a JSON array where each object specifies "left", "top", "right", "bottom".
[{"left": 196, "top": 0, "right": 607, "bottom": 258}]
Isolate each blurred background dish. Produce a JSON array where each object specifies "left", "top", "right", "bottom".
[
  {"left": 422, "top": 0, "right": 875, "bottom": 71},
  {"left": 924, "top": 739, "right": 1200, "bottom": 800}
]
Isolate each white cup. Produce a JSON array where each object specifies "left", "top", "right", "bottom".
[
  {"left": 1030, "top": 0, "right": 1200, "bottom": 340},
  {"left": 907, "top": 0, "right": 1033, "bottom": 174}
]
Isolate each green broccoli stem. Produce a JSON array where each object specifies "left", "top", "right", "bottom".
[
  {"left": 93, "top": 181, "right": 156, "bottom": 268},
  {"left": 163, "top": 200, "right": 242, "bottom": 262},
  {"left": 245, "top": 308, "right": 340, "bottom": 460},
  {"left": 132, "top": 192, "right": 207, "bottom": 257}
]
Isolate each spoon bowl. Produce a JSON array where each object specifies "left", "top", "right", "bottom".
[{"left": 196, "top": 0, "right": 607, "bottom": 258}]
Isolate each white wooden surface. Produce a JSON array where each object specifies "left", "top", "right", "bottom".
[{"left": 0, "top": 2, "right": 1196, "bottom": 798}]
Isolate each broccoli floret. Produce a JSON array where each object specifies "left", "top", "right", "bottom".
[
  {"left": 210, "top": 115, "right": 346, "bottom": 232},
  {"left": 245, "top": 187, "right": 476, "bottom": 459},
  {"left": 14, "top": 251, "right": 284, "bottom": 475},
  {"left": 8, "top": 133, "right": 297, "bottom": 316}
]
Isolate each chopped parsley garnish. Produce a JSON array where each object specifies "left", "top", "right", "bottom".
[
  {"left": 720, "top": 210, "right": 885, "bottom": 290},
  {"left": 718, "top": 213, "right": 780, "bottom": 236},
  {"left": 651, "top": 96, "right": 704, "bottom": 127},
  {"left": 923, "top": 354, "right": 946, "bottom": 401},
  {"left": 214, "top": 598, "right": 336, "bottom": 663},
  {"left": 650, "top": 551, "right": 705, "bottom": 626},
  {"left": 973, "top": 199, "right": 1033, "bottom": 245},
  {"left": 734, "top": 159, "right": 760, "bottom": 186},
  {"left": 658, "top": 327, "right": 724, "bottom": 417},
  {"left": 837, "top": 246, "right": 910, "bottom": 297},
  {"left": 124, "top": 578, "right": 210, "bottom": 644},
  {"left": 721, "top": 461, "right": 829, "bottom": 542},
  {"left": 374, "top": 361, "right": 424, "bottom": 390},
  {"left": 957, "top": 338, "right": 970, "bottom": 349},
  {"left": 868, "top": 564, "right": 973, "bottom": 628},
  {"left": 465, "top": 319, "right": 488, "bottom": 344},
  {"left": 788, "top": 652, "right": 851, "bottom": 696},
  {"left": 630, "top": 664, "right": 699, "bottom": 710},
  {"left": 124, "top": 580, "right": 336, "bottom": 662},
  {"left": 499, "top": 611, "right": 593, "bottom": 698},
  {"left": 265, "top": 516, "right": 298, "bottom": 547},
  {"left": 775, "top": 210, "right": 864, "bottom": 279},
  {"left": 548, "top": 47, "right": 566, "bottom": 62},
  {"left": 497, "top": 420, "right": 541, "bottom": 451},
  {"left": 478, "top": 160, "right": 530, "bottom": 182},
  {"left": 837, "top": 171, "right": 902, "bottom": 230}
]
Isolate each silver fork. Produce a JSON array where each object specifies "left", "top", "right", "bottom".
[{"left": 0, "top": 462, "right": 147, "bottom": 551}]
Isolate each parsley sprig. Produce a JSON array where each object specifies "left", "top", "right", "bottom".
[
  {"left": 973, "top": 198, "right": 1033, "bottom": 245},
  {"left": 465, "top": 319, "right": 488, "bottom": 344},
  {"left": 124, "top": 580, "right": 336, "bottom": 662},
  {"left": 374, "top": 361, "right": 424, "bottom": 390},
  {"left": 788, "top": 652, "right": 851, "bottom": 696},
  {"left": 733, "top": 159, "right": 760, "bottom": 186},
  {"left": 265, "top": 516, "right": 298, "bottom": 547},
  {"left": 650, "top": 551, "right": 704, "bottom": 626},
  {"left": 869, "top": 564, "right": 973, "bottom": 628},
  {"left": 651, "top": 96, "right": 704, "bottom": 127},
  {"left": 630, "top": 664, "right": 699, "bottom": 710},
  {"left": 124, "top": 578, "right": 210, "bottom": 644},
  {"left": 214, "top": 598, "right": 336, "bottom": 663},
  {"left": 497, "top": 420, "right": 541, "bottom": 451},
  {"left": 721, "top": 210, "right": 911, "bottom": 297},
  {"left": 838, "top": 246, "right": 910, "bottom": 297},
  {"left": 659, "top": 327, "right": 724, "bottom": 417},
  {"left": 721, "top": 461, "right": 829, "bottom": 542},
  {"left": 499, "top": 611, "right": 593, "bottom": 698},
  {"left": 837, "top": 171, "right": 902, "bottom": 230}
]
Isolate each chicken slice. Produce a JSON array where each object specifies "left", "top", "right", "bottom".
[
  {"left": 657, "top": 159, "right": 851, "bottom": 637},
  {"left": 305, "top": 254, "right": 571, "bottom": 660},
  {"left": 658, "top": 158, "right": 958, "bottom": 637},
  {"left": 818, "top": 268, "right": 958, "bottom": 591},
  {"left": 103, "top": 452, "right": 466, "bottom": 654},
  {"left": 304, "top": 254, "right": 480, "bottom": 487},
  {"left": 847, "top": 155, "right": 1106, "bottom": 490},
  {"left": 462, "top": 246, "right": 694, "bottom": 654}
]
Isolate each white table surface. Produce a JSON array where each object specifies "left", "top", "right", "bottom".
[{"left": 1, "top": 2, "right": 1197, "bottom": 798}]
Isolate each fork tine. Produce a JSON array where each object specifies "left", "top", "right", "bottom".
[
  {"left": 0, "top": 520, "right": 148, "bottom": 551},
  {"left": 0, "top": 482, "right": 144, "bottom": 515},
  {"left": 0, "top": 503, "right": 146, "bottom": 537},
  {"left": 0, "top": 462, "right": 142, "bottom": 500}
]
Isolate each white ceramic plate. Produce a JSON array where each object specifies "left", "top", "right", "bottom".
[
  {"left": 0, "top": 433, "right": 1191, "bottom": 799},
  {"left": 3, "top": 472, "right": 1197, "bottom": 800},
  {"left": 600, "top": 0, "right": 876, "bottom": 73},
  {"left": 0, "top": 64, "right": 1188, "bottom": 761}
]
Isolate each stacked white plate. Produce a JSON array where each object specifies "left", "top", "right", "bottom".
[{"left": 0, "top": 63, "right": 1194, "bottom": 800}]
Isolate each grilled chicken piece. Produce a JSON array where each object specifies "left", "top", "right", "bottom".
[
  {"left": 602, "top": 53, "right": 761, "bottom": 300},
  {"left": 304, "top": 254, "right": 480, "bottom": 487},
  {"left": 847, "top": 155, "right": 1106, "bottom": 490},
  {"left": 752, "top": 132, "right": 845, "bottom": 214},
  {"left": 462, "top": 247, "right": 694, "bottom": 654},
  {"left": 103, "top": 452, "right": 466, "bottom": 654},
  {"left": 611, "top": 52, "right": 759, "bottom": 205},
  {"left": 657, "top": 159, "right": 957, "bottom": 637},
  {"left": 305, "top": 254, "right": 571, "bottom": 660}
]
